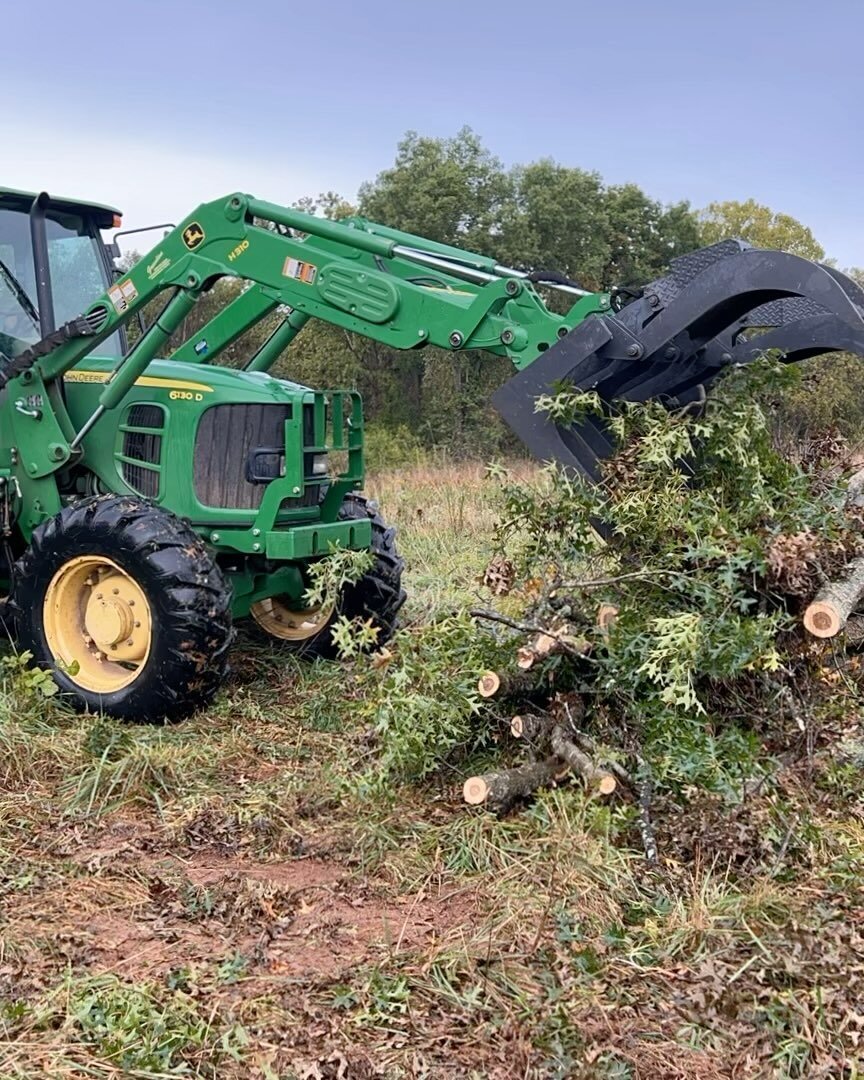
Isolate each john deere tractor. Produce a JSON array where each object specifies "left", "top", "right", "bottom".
[{"left": 1, "top": 186, "right": 862, "bottom": 720}]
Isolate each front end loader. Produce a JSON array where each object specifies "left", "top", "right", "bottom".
[{"left": 0, "top": 186, "right": 862, "bottom": 720}]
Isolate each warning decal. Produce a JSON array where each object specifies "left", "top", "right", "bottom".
[
  {"left": 282, "top": 257, "right": 318, "bottom": 285},
  {"left": 108, "top": 278, "right": 139, "bottom": 314}
]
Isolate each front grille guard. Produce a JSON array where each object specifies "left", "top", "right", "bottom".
[{"left": 300, "top": 389, "right": 364, "bottom": 495}]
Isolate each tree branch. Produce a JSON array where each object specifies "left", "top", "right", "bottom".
[{"left": 469, "top": 609, "right": 594, "bottom": 661}]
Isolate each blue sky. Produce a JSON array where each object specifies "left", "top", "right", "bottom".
[{"left": 4, "top": 0, "right": 863, "bottom": 266}]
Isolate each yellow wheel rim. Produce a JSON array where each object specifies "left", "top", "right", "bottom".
[
  {"left": 43, "top": 555, "right": 152, "bottom": 693},
  {"left": 249, "top": 597, "right": 333, "bottom": 642}
]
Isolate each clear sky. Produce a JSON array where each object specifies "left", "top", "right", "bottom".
[{"left": 4, "top": 0, "right": 862, "bottom": 266}]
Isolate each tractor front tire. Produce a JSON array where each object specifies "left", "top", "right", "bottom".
[
  {"left": 250, "top": 493, "right": 406, "bottom": 659},
  {"left": 11, "top": 495, "right": 233, "bottom": 722}
]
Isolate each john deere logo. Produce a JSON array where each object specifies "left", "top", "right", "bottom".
[{"left": 182, "top": 222, "right": 205, "bottom": 250}]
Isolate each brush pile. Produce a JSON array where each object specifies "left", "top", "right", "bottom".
[{"left": 462, "top": 360, "right": 864, "bottom": 849}]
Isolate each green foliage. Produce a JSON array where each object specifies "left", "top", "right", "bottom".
[
  {"left": 62, "top": 975, "right": 245, "bottom": 1075},
  {"left": 601, "top": 183, "right": 701, "bottom": 287},
  {"left": 359, "top": 127, "right": 511, "bottom": 250},
  {"left": 364, "top": 422, "right": 429, "bottom": 471},
  {"left": 766, "top": 352, "right": 864, "bottom": 446},
  {"left": 303, "top": 545, "right": 374, "bottom": 612},
  {"left": 329, "top": 613, "right": 382, "bottom": 658},
  {"left": 0, "top": 650, "right": 60, "bottom": 701},
  {"left": 353, "top": 613, "right": 509, "bottom": 795}
]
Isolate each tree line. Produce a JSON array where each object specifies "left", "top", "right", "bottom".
[{"left": 152, "top": 128, "right": 858, "bottom": 462}]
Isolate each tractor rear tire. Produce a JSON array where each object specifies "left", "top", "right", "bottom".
[
  {"left": 10, "top": 495, "right": 234, "bottom": 722},
  {"left": 249, "top": 493, "right": 406, "bottom": 659}
]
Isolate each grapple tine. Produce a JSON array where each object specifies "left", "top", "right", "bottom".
[
  {"left": 732, "top": 312, "right": 864, "bottom": 367},
  {"left": 491, "top": 318, "right": 617, "bottom": 479},
  {"left": 493, "top": 240, "right": 864, "bottom": 476}
]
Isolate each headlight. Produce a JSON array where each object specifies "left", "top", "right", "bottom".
[{"left": 311, "top": 453, "right": 328, "bottom": 476}]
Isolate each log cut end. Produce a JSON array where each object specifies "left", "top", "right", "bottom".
[
  {"left": 477, "top": 671, "right": 501, "bottom": 698},
  {"left": 803, "top": 601, "right": 842, "bottom": 639},
  {"left": 463, "top": 776, "right": 489, "bottom": 804},
  {"left": 597, "top": 774, "right": 617, "bottom": 796}
]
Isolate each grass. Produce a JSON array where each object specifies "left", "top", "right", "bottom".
[{"left": 0, "top": 462, "right": 862, "bottom": 1078}]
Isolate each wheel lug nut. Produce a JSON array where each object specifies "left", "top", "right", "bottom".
[
  {"left": 128, "top": 599, "right": 135, "bottom": 606},
  {"left": 113, "top": 588, "right": 119, "bottom": 595},
  {"left": 95, "top": 593, "right": 103, "bottom": 600},
  {"left": 126, "top": 639, "right": 133, "bottom": 647},
  {"left": 134, "top": 621, "right": 141, "bottom": 628}
]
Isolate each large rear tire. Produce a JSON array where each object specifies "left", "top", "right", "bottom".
[
  {"left": 249, "top": 493, "right": 406, "bottom": 659},
  {"left": 10, "top": 495, "right": 233, "bottom": 721}
]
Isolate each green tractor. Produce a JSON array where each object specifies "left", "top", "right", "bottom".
[{"left": 1, "top": 186, "right": 862, "bottom": 721}]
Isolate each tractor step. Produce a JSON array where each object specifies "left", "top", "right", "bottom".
[{"left": 492, "top": 242, "right": 864, "bottom": 479}]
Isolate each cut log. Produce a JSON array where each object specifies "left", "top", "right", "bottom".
[
  {"left": 532, "top": 632, "right": 559, "bottom": 658},
  {"left": 517, "top": 633, "right": 591, "bottom": 671},
  {"left": 550, "top": 725, "right": 616, "bottom": 795},
  {"left": 510, "top": 713, "right": 555, "bottom": 744},
  {"left": 803, "top": 556, "right": 864, "bottom": 638},
  {"left": 477, "top": 669, "right": 533, "bottom": 698},
  {"left": 463, "top": 756, "right": 563, "bottom": 811}
]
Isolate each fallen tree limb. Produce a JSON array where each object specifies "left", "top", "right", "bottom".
[
  {"left": 463, "top": 757, "right": 564, "bottom": 812},
  {"left": 469, "top": 609, "right": 595, "bottom": 662},
  {"left": 568, "top": 731, "right": 636, "bottom": 792},
  {"left": 803, "top": 555, "right": 864, "bottom": 638},
  {"left": 550, "top": 725, "right": 616, "bottom": 796}
]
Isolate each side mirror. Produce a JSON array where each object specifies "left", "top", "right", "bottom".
[{"left": 112, "top": 223, "right": 176, "bottom": 267}]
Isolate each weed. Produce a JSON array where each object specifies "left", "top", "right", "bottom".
[{"left": 2, "top": 973, "right": 248, "bottom": 1076}]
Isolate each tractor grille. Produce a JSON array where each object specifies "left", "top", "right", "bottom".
[
  {"left": 120, "top": 404, "right": 164, "bottom": 499},
  {"left": 193, "top": 403, "right": 321, "bottom": 511},
  {"left": 127, "top": 404, "right": 164, "bottom": 428}
]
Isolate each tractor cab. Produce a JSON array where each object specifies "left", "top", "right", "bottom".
[{"left": 0, "top": 188, "right": 121, "bottom": 359}]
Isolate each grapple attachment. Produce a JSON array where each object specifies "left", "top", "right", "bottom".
[{"left": 492, "top": 240, "right": 864, "bottom": 478}]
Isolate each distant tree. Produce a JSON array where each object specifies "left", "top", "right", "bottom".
[
  {"left": 358, "top": 127, "right": 511, "bottom": 248},
  {"left": 292, "top": 191, "right": 357, "bottom": 221},
  {"left": 699, "top": 199, "right": 825, "bottom": 261},
  {"left": 601, "top": 184, "right": 701, "bottom": 287},
  {"left": 495, "top": 160, "right": 610, "bottom": 289}
]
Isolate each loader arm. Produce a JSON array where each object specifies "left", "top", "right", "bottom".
[{"left": 4, "top": 194, "right": 864, "bottom": 486}]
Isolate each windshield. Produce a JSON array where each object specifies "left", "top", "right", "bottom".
[{"left": 0, "top": 204, "right": 120, "bottom": 357}]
